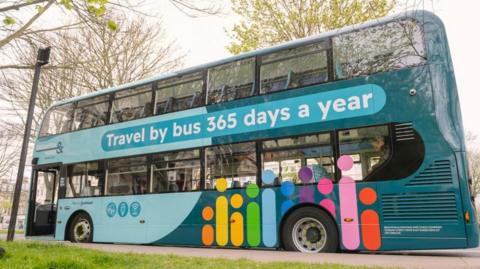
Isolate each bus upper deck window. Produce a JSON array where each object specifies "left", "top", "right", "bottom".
[
  {"left": 332, "top": 19, "right": 426, "bottom": 79},
  {"left": 110, "top": 84, "right": 152, "bottom": 124},
  {"left": 207, "top": 58, "right": 255, "bottom": 105},
  {"left": 39, "top": 103, "right": 74, "bottom": 136},
  {"left": 155, "top": 72, "right": 204, "bottom": 115},
  {"left": 73, "top": 95, "right": 110, "bottom": 131},
  {"left": 260, "top": 42, "right": 328, "bottom": 94}
]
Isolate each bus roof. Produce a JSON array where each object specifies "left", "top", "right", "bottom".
[{"left": 50, "top": 9, "right": 439, "bottom": 108}]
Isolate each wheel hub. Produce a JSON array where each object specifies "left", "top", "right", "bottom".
[
  {"left": 292, "top": 217, "right": 327, "bottom": 253},
  {"left": 73, "top": 219, "right": 90, "bottom": 242},
  {"left": 306, "top": 227, "right": 321, "bottom": 242}
]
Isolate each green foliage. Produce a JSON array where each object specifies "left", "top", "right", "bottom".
[
  {"left": 0, "top": 230, "right": 23, "bottom": 234},
  {"left": 58, "top": 0, "right": 73, "bottom": 10},
  {"left": 3, "top": 16, "right": 15, "bottom": 25},
  {"left": 60, "top": 0, "right": 111, "bottom": 27},
  {"left": 106, "top": 19, "right": 118, "bottom": 31},
  {"left": 0, "top": 199, "right": 12, "bottom": 211},
  {"left": 227, "top": 0, "right": 397, "bottom": 54},
  {"left": 0, "top": 241, "right": 394, "bottom": 269}
]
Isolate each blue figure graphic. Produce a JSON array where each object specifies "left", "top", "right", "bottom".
[
  {"left": 130, "top": 202, "right": 141, "bottom": 217},
  {"left": 106, "top": 202, "right": 116, "bottom": 217},
  {"left": 118, "top": 202, "right": 128, "bottom": 217}
]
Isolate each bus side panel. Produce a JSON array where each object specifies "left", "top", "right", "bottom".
[
  {"left": 55, "top": 198, "right": 102, "bottom": 241},
  {"left": 377, "top": 152, "right": 468, "bottom": 250},
  {"left": 56, "top": 192, "right": 202, "bottom": 244},
  {"left": 153, "top": 173, "right": 387, "bottom": 251}
]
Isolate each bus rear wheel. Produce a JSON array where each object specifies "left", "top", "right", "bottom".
[
  {"left": 68, "top": 212, "right": 93, "bottom": 243},
  {"left": 282, "top": 207, "right": 338, "bottom": 253}
]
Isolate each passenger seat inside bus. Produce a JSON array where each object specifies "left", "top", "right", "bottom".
[
  {"left": 109, "top": 185, "right": 130, "bottom": 195},
  {"left": 168, "top": 182, "right": 179, "bottom": 192},
  {"left": 232, "top": 181, "right": 241, "bottom": 188}
]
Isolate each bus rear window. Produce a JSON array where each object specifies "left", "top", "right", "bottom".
[
  {"left": 333, "top": 19, "right": 426, "bottom": 79},
  {"left": 40, "top": 103, "right": 74, "bottom": 136}
]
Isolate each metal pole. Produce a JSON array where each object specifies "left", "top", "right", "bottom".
[{"left": 7, "top": 47, "right": 50, "bottom": 241}]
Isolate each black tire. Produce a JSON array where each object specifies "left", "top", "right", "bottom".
[
  {"left": 68, "top": 212, "right": 93, "bottom": 243},
  {"left": 282, "top": 206, "right": 338, "bottom": 253}
]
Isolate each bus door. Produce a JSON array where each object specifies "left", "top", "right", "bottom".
[{"left": 26, "top": 167, "right": 60, "bottom": 236}]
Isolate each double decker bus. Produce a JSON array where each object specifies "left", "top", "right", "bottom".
[{"left": 26, "top": 10, "right": 478, "bottom": 252}]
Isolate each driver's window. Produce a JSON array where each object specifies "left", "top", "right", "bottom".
[{"left": 337, "top": 125, "right": 390, "bottom": 181}]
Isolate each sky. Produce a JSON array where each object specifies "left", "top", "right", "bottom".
[{"left": 141, "top": 0, "right": 480, "bottom": 148}]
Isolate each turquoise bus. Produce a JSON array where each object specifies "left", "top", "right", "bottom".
[{"left": 26, "top": 10, "right": 478, "bottom": 252}]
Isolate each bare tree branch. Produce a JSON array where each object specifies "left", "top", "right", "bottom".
[
  {"left": 170, "top": 0, "right": 224, "bottom": 17},
  {"left": 0, "top": 0, "right": 55, "bottom": 49},
  {"left": 0, "top": 0, "right": 49, "bottom": 13}
]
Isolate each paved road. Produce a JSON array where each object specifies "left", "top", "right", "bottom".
[
  {"left": 70, "top": 243, "right": 480, "bottom": 269},
  {"left": 2, "top": 234, "right": 479, "bottom": 268}
]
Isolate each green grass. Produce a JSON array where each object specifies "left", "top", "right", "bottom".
[
  {"left": 0, "top": 241, "right": 391, "bottom": 269},
  {"left": 0, "top": 229, "right": 24, "bottom": 234}
]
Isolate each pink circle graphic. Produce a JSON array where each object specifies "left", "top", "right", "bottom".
[
  {"left": 319, "top": 199, "right": 336, "bottom": 218},
  {"left": 337, "top": 155, "right": 353, "bottom": 171},
  {"left": 339, "top": 176, "right": 355, "bottom": 184},
  {"left": 298, "top": 166, "right": 313, "bottom": 182},
  {"left": 317, "top": 178, "right": 333, "bottom": 195}
]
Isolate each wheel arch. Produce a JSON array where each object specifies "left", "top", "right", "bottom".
[
  {"left": 278, "top": 203, "right": 338, "bottom": 249},
  {"left": 64, "top": 210, "right": 93, "bottom": 241}
]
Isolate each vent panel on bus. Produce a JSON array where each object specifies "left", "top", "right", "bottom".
[
  {"left": 394, "top": 122, "right": 415, "bottom": 141},
  {"left": 407, "top": 159, "right": 453, "bottom": 186},
  {"left": 381, "top": 192, "right": 458, "bottom": 221}
]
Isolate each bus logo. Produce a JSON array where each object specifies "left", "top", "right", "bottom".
[
  {"left": 130, "top": 202, "right": 141, "bottom": 217},
  {"left": 56, "top": 141, "right": 64, "bottom": 154},
  {"left": 35, "top": 141, "right": 64, "bottom": 154},
  {"left": 106, "top": 202, "right": 116, "bottom": 217},
  {"left": 118, "top": 202, "right": 128, "bottom": 217}
]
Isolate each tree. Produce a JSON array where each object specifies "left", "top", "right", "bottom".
[
  {"left": 0, "top": 198, "right": 12, "bottom": 216},
  {"left": 0, "top": 130, "right": 18, "bottom": 179},
  {"left": 227, "top": 0, "right": 397, "bottom": 54},
  {"left": 466, "top": 132, "right": 480, "bottom": 198},
  {"left": 0, "top": 15, "right": 183, "bottom": 197},
  {"left": 0, "top": 0, "right": 223, "bottom": 61},
  {"left": 0, "top": 14, "right": 183, "bottom": 140},
  {"left": 469, "top": 151, "right": 480, "bottom": 197},
  {"left": 0, "top": 0, "right": 118, "bottom": 50}
]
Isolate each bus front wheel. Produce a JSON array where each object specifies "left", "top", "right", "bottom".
[
  {"left": 282, "top": 207, "right": 338, "bottom": 253},
  {"left": 68, "top": 212, "right": 93, "bottom": 243}
]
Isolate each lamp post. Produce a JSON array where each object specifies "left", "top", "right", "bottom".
[{"left": 7, "top": 47, "right": 50, "bottom": 241}]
